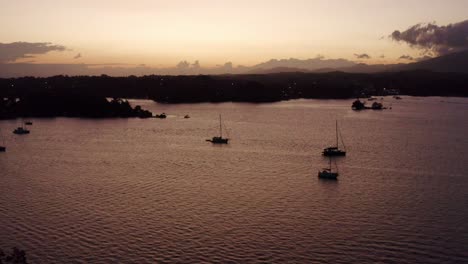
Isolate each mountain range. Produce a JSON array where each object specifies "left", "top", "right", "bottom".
[
  {"left": 248, "top": 50, "right": 468, "bottom": 74},
  {"left": 1, "top": 50, "right": 467, "bottom": 77}
]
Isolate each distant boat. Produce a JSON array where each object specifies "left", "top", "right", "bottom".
[
  {"left": 318, "top": 157, "right": 339, "bottom": 180},
  {"left": 184, "top": 115, "right": 190, "bottom": 119},
  {"left": 13, "top": 127, "right": 30, "bottom": 135},
  {"left": 25, "top": 121, "right": 33, "bottom": 125},
  {"left": 155, "top": 113, "right": 167, "bottom": 118},
  {"left": 371, "top": 101, "right": 384, "bottom": 110},
  {"left": 207, "top": 114, "right": 229, "bottom": 144},
  {"left": 323, "top": 120, "right": 346, "bottom": 156},
  {"left": 352, "top": 99, "right": 366, "bottom": 110}
]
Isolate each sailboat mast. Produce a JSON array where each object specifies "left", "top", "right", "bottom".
[
  {"left": 336, "top": 120, "right": 339, "bottom": 148},
  {"left": 219, "top": 114, "right": 222, "bottom": 138}
]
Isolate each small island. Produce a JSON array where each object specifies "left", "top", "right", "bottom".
[{"left": 352, "top": 99, "right": 387, "bottom": 110}]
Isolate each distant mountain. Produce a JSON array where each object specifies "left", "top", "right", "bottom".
[
  {"left": 331, "top": 63, "right": 403, "bottom": 73},
  {"left": 250, "top": 57, "right": 357, "bottom": 72},
  {"left": 332, "top": 50, "right": 468, "bottom": 73},
  {"left": 2, "top": 50, "right": 467, "bottom": 77},
  {"left": 397, "top": 50, "right": 468, "bottom": 73},
  {"left": 251, "top": 50, "right": 468, "bottom": 74},
  {"left": 247, "top": 66, "right": 310, "bottom": 74}
]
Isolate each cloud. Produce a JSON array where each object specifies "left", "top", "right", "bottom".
[
  {"left": 398, "top": 55, "right": 414, "bottom": 60},
  {"left": 354, "top": 53, "right": 371, "bottom": 59},
  {"left": 415, "top": 55, "right": 432, "bottom": 62},
  {"left": 176, "top": 60, "right": 190, "bottom": 69},
  {"left": 222, "top": 62, "right": 233, "bottom": 69},
  {"left": 74, "top": 53, "right": 82, "bottom": 59},
  {"left": 315, "top": 54, "right": 325, "bottom": 60},
  {"left": 192, "top": 60, "right": 200, "bottom": 69},
  {"left": 390, "top": 20, "right": 468, "bottom": 55},
  {"left": 0, "top": 42, "right": 67, "bottom": 62}
]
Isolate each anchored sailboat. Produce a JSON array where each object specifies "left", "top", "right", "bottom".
[
  {"left": 318, "top": 157, "right": 339, "bottom": 180},
  {"left": 13, "top": 120, "right": 30, "bottom": 135},
  {"left": 207, "top": 114, "right": 229, "bottom": 144},
  {"left": 322, "top": 120, "right": 346, "bottom": 156}
]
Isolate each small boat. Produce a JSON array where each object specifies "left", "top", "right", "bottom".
[
  {"left": 155, "top": 113, "right": 167, "bottom": 119},
  {"left": 323, "top": 120, "right": 346, "bottom": 156},
  {"left": 371, "top": 102, "right": 384, "bottom": 110},
  {"left": 352, "top": 99, "right": 366, "bottom": 110},
  {"left": 318, "top": 157, "right": 339, "bottom": 180},
  {"left": 184, "top": 115, "right": 190, "bottom": 119},
  {"left": 25, "top": 121, "right": 33, "bottom": 125},
  {"left": 207, "top": 114, "right": 229, "bottom": 144},
  {"left": 393, "top": 96, "right": 402, "bottom": 100},
  {"left": 13, "top": 127, "right": 30, "bottom": 135}
]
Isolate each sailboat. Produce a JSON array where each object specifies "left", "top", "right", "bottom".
[
  {"left": 13, "top": 120, "right": 30, "bottom": 135},
  {"left": 318, "top": 157, "right": 339, "bottom": 180},
  {"left": 206, "top": 114, "right": 229, "bottom": 144},
  {"left": 322, "top": 120, "right": 346, "bottom": 156}
]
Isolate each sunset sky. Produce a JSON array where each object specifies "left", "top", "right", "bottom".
[{"left": 1, "top": 0, "right": 467, "bottom": 69}]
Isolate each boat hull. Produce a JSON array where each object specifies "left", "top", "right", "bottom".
[
  {"left": 0, "top": 146, "right": 5, "bottom": 152},
  {"left": 323, "top": 151, "right": 346, "bottom": 156},
  {"left": 322, "top": 147, "right": 346, "bottom": 156},
  {"left": 13, "top": 130, "right": 30, "bottom": 135},
  {"left": 318, "top": 171, "right": 338, "bottom": 180},
  {"left": 13, "top": 127, "right": 30, "bottom": 135},
  {"left": 208, "top": 137, "right": 229, "bottom": 144}
]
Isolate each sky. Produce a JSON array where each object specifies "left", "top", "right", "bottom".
[{"left": 0, "top": 0, "right": 467, "bottom": 74}]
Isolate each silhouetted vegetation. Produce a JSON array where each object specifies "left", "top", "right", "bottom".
[
  {"left": 0, "top": 96, "right": 152, "bottom": 119},
  {"left": 0, "top": 71, "right": 467, "bottom": 111},
  {"left": 0, "top": 247, "right": 28, "bottom": 264}
]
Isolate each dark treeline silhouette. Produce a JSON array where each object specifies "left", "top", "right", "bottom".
[
  {"left": 0, "top": 96, "right": 152, "bottom": 119},
  {"left": 1, "top": 71, "right": 468, "bottom": 106}
]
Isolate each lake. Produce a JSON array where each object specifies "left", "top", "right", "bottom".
[{"left": 1, "top": 97, "right": 467, "bottom": 263}]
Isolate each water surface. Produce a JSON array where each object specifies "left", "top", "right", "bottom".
[{"left": 1, "top": 97, "right": 467, "bottom": 263}]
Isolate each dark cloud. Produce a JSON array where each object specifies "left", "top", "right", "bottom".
[
  {"left": 74, "top": 53, "right": 82, "bottom": 59},
  {"left": 354, "top": 53, "right": 371, "bottom": 59},
  {"left": 398, "top": 55, "right": 414, "bottom": 60},
  {"left": 0, "top": 42, "right": 67, "bottom": 62},
  {"left": 415, "top": 55, "right": 433, "bottom": 62},
  {"left": 390, "top": 20, "right": 468, "bottom": 55}
]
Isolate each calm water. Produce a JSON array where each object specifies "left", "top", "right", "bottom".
[{"left": 1, "top": 97, "right": 467, "bottom": 263}]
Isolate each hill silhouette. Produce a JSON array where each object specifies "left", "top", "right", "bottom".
[{"left": 1, "top": 71, "right": 467, "bottom": 109}]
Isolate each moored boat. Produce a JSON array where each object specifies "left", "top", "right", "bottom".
[
  {"left": 318, "top": 157, "right": 339, "bottom": 180},
  {"left": 323, "top": 121, "right": 346, "bottom": 156},
  {"left": 207, "top": 115, "right": 229, "bottom": 144},
  {"left": 13, "top": 127, "right": 30, "bottom": 135}
]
